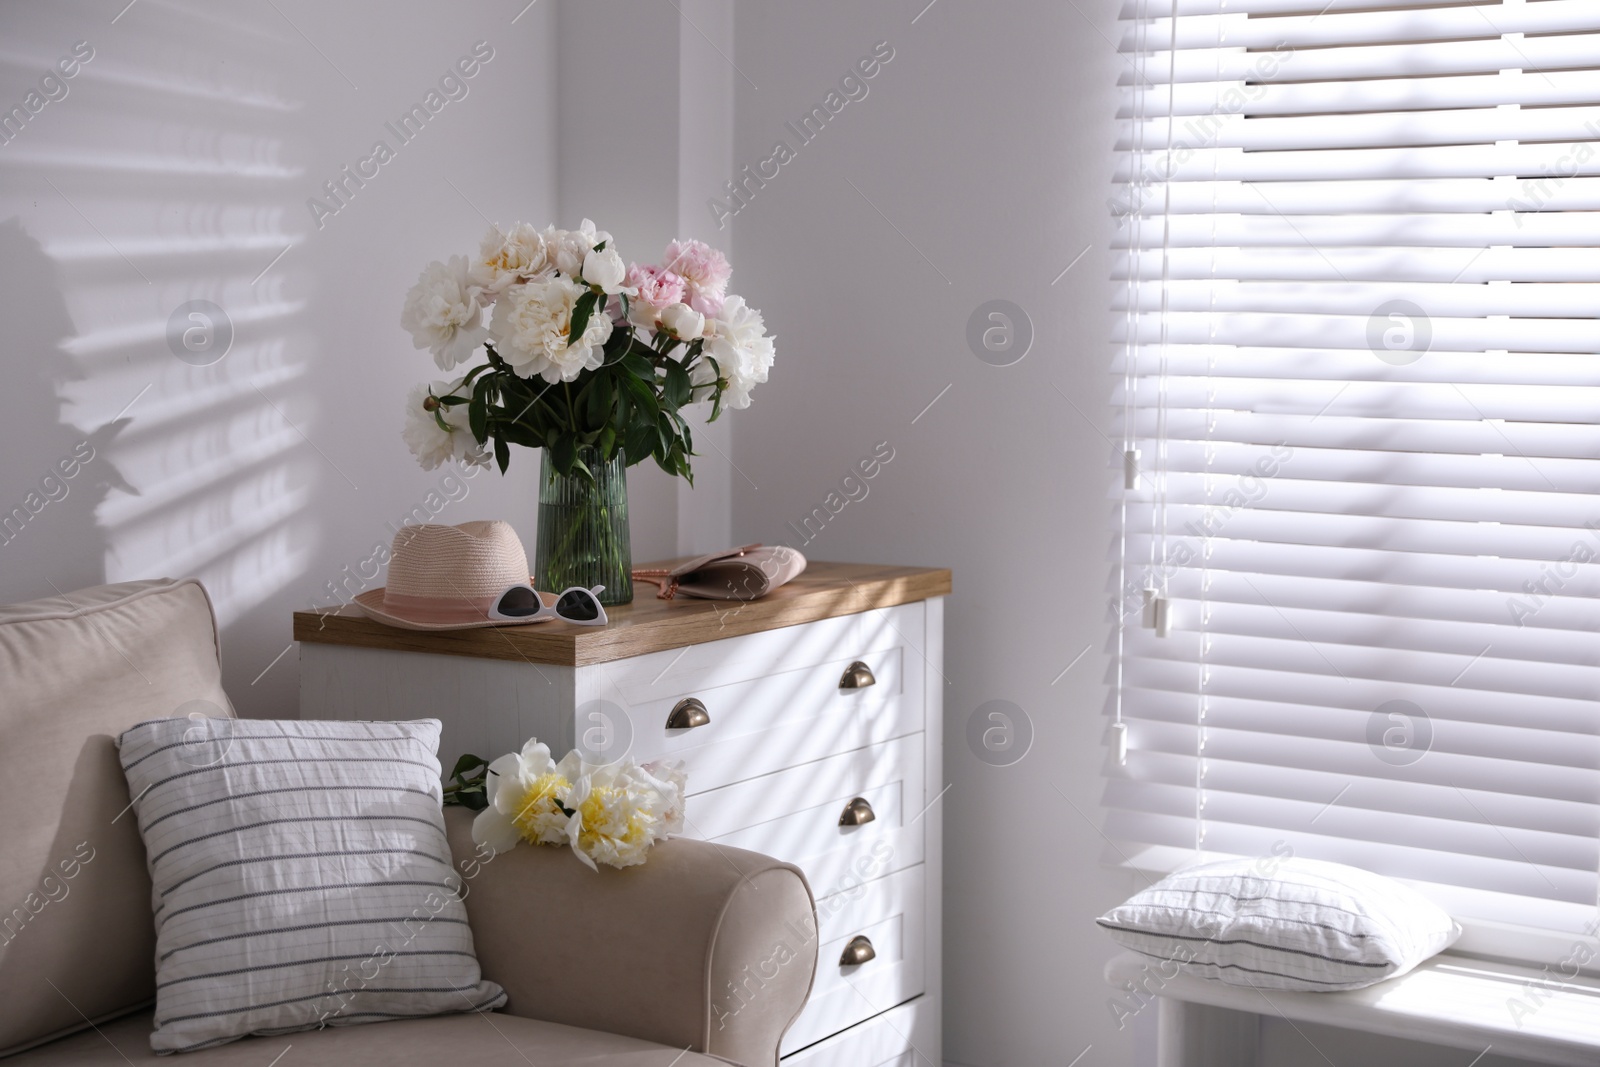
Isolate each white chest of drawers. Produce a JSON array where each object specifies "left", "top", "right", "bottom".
[{"left": 295, "top": 561, "right": 948, "bottom": 1065}]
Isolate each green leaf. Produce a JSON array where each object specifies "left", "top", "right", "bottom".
[
  {"left": 663, "top": 360, "right": 692, "bottom": 409},
  {"left": 495, "top": 421, "right": 538, "bottom": 448},
  {"left": 442, "top": 753, "right": 491, "bottom": 810},
  {"left": 620, "top": 351, "right": 655, "bottom": 380},
  {"left": 436, "top": 394, "right": 469, "bottom": 407},
  {"left": 598, "top": 424, "right": 617, "bottom": 459},
  {"left": 621, "top": 372, "right": 659, "bottom": 417},
  {"left": 551, "top": 435, "right": 576, "bottom": 476},
  {"left": 602, "top": 326, "right": 632, "bottom": 365},
  {"left": 624, "top": 422, "right": 655, "bottom": 465},
  {"left": 585, "top": 373, "right": 613, "bottom": 429},
  {"left": 494, "top": 435, "right": 510, "bottom": 474},
  {"left": 450, "top": 753, "right": 487, "bottom": 779},
  {"left": 470, "top": 376, "right": 495, "bottom": 443},
  {"left": 568, "top": 290, "right": 600, "bottom": 348}
]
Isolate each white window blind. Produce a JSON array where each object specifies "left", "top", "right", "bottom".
[{"left": 1108, "top": 0, "right": 1600, "bottom": 943}]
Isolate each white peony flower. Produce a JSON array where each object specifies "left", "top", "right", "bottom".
[
  {"left": 470, "top": 739, "right": 578, "bottom": 855},
  {"left": 400, "top": 257, "right": 489, "bottom": 371},
  {"left": 659, "top": 302, "right": 705, "bottom": 341},
  {"left": 489, "top": 275, "right": 614, "bottom": 383},
  {"left": 627, "top": 298, "right": 661, "bottom": 333},
  {"left": 547, "top": 219, "right": 612, "bottom": 277},
  {"left": 581, "top": 247, "right": 634, "bottom": 295},
  {"left": 637, "top": 759, "right": 688, "bottom": 836},
  {"left": 401, "top": 379, "right": 489, "bottom": 471},
  {"left": 564, "top": 760, "right": 676, "bottom": 871},
  {"left": 703, "top": 295, "right": 775, "bottom": 409},
  {"left": 467, "top": 222, "right": 549, "bottom": 299}
]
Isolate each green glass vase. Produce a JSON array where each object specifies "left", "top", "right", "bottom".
[{"left": 533, "top": 445, "right": 632, "bottom": 606}]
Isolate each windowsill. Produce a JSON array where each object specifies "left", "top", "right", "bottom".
[{"left": 1105, "top": 950, "right": 1600, "bottom": 1067}]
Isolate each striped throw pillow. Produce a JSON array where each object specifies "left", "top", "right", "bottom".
[
  {"left": 1098, "top": 857, "right": 1461, "bottom": 991},
  {"left": 117, "top": 717, "right": 505, "bottom": 1053}
]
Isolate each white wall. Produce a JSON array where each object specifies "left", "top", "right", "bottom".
[
  {"left": 723, "top": 2, "right": 1137, "bottom": 1062},
  {"left": 554, "top": 0, "right": 735, "bottom": 558},
  {"left": 0, "top": 0, "right": 559, "bottom": 720}
]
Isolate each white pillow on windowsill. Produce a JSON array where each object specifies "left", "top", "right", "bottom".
[{"left": 1097, "top": 856, "right": 1462, "bottom": 992}]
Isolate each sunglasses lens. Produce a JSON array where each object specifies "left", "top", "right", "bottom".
[
  {"left": 556, "top": 589, "right": 600, "bottom": 622},
  {"left": 496, "top": 586, "right": 541, "bottom": 617}
]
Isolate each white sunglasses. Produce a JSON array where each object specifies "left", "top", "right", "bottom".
[{"left": 486, "top": 584, "right": 608, "bottom": 626}]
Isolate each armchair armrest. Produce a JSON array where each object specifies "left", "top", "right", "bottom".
[{"left": 444, "top": 807, "right": 818, "bottom": 1067}]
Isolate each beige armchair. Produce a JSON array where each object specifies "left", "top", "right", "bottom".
[{"left": 0, "top": 578, "right": 816, "bottom": 1066}]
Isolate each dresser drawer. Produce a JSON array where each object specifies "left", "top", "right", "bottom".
[
  {"left": 596, "top": 605, "right": 927, "bottom": 792},
  {"left": 605, "top": 603, "right": 924, "bottom": 701},
  {"left": 781, "top": 996, "right": 930, "bottom": 1066},
  {"left": 684, "top": 734, "right": 925, "bottom": 894},
  {"left": 780, "top": 864, "right": 926, "bottom": 1056}
]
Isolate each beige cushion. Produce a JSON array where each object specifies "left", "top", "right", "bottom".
[
  {"left": 0, "top": 579, "right": 234, "bottom": 1056},
  {"left": 1, "top": 1010, "right": 735, "bottom": 1066}
]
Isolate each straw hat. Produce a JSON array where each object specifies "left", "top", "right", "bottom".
[{"left": 354, "top": 521, "right": 549, "bottom": 631}]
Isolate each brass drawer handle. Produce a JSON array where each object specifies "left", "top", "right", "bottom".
[
  {"left": 665, "top": 697, "right": 709, "bottom": 730},
  {"left": 839, "top": 661, "right": 876, "bottom": 689},
  {"left": 838, "top": 797, "right": 876, "bottom": 826},
  {"left": 840, "top": 935, "right": 876, "bottom": 967}
]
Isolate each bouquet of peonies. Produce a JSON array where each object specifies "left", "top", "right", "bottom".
[
  {"left": 399, "top": 219, "right": 774, "bottom": 482},
  {"left": 448, "top": 739, "right": 687, "bottom": 871}
]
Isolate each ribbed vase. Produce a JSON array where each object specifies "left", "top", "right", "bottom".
[{"left": 533, "top": 446, "right": 632, "bottom": 606}]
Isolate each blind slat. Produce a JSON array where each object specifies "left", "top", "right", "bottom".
[
  {"left": 1119, "top": 106, "right": 1600, "bottom": 153},
  {"left": 1117, "top": 282, "right": 1600, "bottom": 319},
  {"left": 1117, "top": 215, "right": 1600, "bottom": 249},
  {"left": 1124, "top": 35, "right": 1600, "bottom": 86},
  {"left": 1114, "top": 247, "right": 1600, "bottom": 283},
  {"left": 1121, "top": 71, "right": 1600, "bottom": 119},
  {"left": 1127, "top": 0, "right": 1600, "bottom": 53},
  {"left": 1114, "top": 143, "right": 1600, "bottom": 184}
]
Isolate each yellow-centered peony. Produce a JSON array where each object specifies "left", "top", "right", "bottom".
[
  {"left": 470, "top": 737, "right": 688, "bottom": 870},
  {"left": 508, "top": 769, "right": 571, "bottom": 846}
]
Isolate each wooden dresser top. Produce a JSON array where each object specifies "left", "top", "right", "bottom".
[{"left": 293, "top": 560, "right": 951, "bottom": 668}]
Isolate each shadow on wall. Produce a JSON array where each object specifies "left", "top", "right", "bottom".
[
  {"left": 0, "top": 217, "right": 130, "bottom": 597},
  {"left": 0, "top": 2, "right": 320, "bottom": 718}
]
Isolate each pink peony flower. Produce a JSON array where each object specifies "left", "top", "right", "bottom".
[
  {"left": 625, "top": 263, "right": 686, "bottom": 310},
  {"left": 686, "top": 287, "right": 724, "bottom": 318},
  {"left": 662, "top": 239, "right": 730, "bottom": 315}
]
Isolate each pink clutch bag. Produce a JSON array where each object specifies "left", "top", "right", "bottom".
[{"left": 633, "top": 544, "right": 806, "bottom": 600}]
